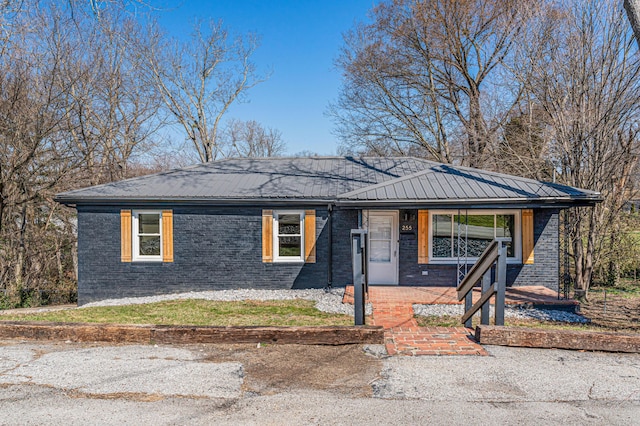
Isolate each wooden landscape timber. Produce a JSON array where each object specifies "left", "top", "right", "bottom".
[
  {"left": 476, "top": 325, "right": 640, "bottom": 353},
  {"left": 0, "top": 321, "right": 384, "bottom": 346}
]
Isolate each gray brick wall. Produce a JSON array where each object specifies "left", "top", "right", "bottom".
[
  {"left": 77, "top": 206, "right": 334, "bottom": 304},
  {"left": 509, "top": 209, "right": 559, "bottom": 290},
  {"left": 77, "top": 206, "right": 558, "bottom": 304},
  {"left": 330, "top": 209, "right": 359, "bottom": 287}
]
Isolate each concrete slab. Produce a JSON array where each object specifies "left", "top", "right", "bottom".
[{"left": 0, "top": 345, "right": 243, "bottom": 398}]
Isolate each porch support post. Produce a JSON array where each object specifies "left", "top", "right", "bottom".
[
  {"left": 464, "top": 290, "right": 473, "bottom": 329},
  {"left": 351, "top": 229, "right": 368, "bottom": 326},
  {"left": 327, "top": 204, "right": 333, "bottom": 289},
  {"left": 481, "top": 271, "right": 491, "bottom": 325}
]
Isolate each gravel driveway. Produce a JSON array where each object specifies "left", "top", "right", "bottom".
[{"left": 1, "top": 340, "right": 639, "bottom": 425}]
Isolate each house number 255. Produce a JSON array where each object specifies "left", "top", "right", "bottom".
[{"left": 401, "top": 224, "right": 413, "bottom": 231}]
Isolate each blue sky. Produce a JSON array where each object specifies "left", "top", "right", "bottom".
[{"left": 157, "top": 1, "right": 377, "bottom": 156}]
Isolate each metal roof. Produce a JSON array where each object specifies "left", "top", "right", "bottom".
[
  {"left": 55, "top": 156, "right": 601, "bottom": 207},
  {"left": 337, "top": 163, "right": 601, "bottom": 206}
]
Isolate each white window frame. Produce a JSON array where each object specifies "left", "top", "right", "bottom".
[
  {"left": 132, "top": 210, "right": 163, "bottom": 262},
  {"left": 428, "top": 209, "right": 521, "bottom": 264},
  {"left": 273, "top": 210, "right": 305, "bottom": 263}
]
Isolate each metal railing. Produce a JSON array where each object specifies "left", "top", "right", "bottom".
[
  {"left": 456, "top": 238, "right": 511, "bottom": 328},
  {"left": 351, "top": 229, "right": 368, "bottom": 326}
]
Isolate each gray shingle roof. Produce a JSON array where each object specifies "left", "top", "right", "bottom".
[{"left": 55, "top": 156, "right": 601, "bottom": 207}]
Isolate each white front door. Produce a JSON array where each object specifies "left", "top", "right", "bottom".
[{"left": 367, "top": 211, "right": 399, "bottom": 285}]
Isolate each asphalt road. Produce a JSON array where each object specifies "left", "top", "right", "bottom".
[{"left": 0, "top": 340, "right": 639, "bottom": 425}]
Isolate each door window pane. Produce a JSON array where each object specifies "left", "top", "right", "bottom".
[
  {"left": 370, "top": 217, "right": 391, "bottom": 239},
  {"left": 369, "top": 215, "right": 393, "bottom": 262},
  {"left": 370, "top": 240, "right": 391, "bottom": 262}
]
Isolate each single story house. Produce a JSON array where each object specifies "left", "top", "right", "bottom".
[{"left": 55, "top": 157, "right": 601, "bottom": 305}]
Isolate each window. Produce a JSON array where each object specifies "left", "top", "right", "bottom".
[
  {"left": 132, "top": 210, "right": 162, "bottom": 261},
  {"left": 274, "top": 211, "right": 304, "bottom": 262},
  {"left": 262, "top": 209, "right": 316, "bottom": 263},
  {"left": 429, "top": 210, "right": 520, "bottom": 262}
]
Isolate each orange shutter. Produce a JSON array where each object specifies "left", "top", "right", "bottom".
[
  {"left": 522, "top": 209, "right": 534, "bottom": 264},
  {"left": 418, "top": 210, "right": 429, "bottom": 264},
  {"left": 120, "top": 210, "right": 132, "bottom": 263},
  {"left": 304, "top": 210, "right": 316, "bottom": 263},
  {"left": 262, "top": 210, "right": 273, "bottom": 263},
  {"left": 162, "top": 210, "right": 174, "bottom": 262}
]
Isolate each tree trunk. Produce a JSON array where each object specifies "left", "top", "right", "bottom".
[
  {"left": 9, "top": 204, "right": 28, "bottom": 307},
  {"left": 467, "top": 89, "right": 489, "bottom": 168},
  {"left": 625, "top": 0, "right": 640, "bottom": 50}
]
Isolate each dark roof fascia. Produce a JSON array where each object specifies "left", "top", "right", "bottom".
[
  {"left": 57, "top": 195, "right": 601, "bottom": 210},
  {"left": 335, "top": 197, "right": 601, "bottom": 210},
  {"left": 55, "top": 196, "right": 336, "bottom": 208}
]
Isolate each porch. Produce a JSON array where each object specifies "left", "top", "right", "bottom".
[{"left": 343, "top": 285, "right": 578, "bottom": 356}]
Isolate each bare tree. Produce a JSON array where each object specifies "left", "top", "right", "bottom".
[
  {"left": 331, "top": 0, "right": 524, "bottom": 167},
  {"left": 520, "top": 0, "right": 640, "bottom": 300},
  {"left": 0, "top": 2, "right": 168, "bottom": 307},
  {"left": 145, "top": 19, "right": 268, "bottom": 163},
  {"left": 495, "top": 104, "right": 553, "bottom": 181},
  {"left": 221, "top": 119, "right": 286, "bottom": 158},
  {"left": 62, "top": 8, "right": 164, "bottom": 185},
  {"left": 0, "top": 5, "right": 84, "bottom": 306}
]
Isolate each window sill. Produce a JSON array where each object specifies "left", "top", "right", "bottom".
[{"left": 273, "top": 258, "right": 305, "bottom": 264}]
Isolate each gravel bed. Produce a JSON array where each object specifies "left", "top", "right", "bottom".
[
  {"left": 82, "top": 288, "right": 373, "bottom": 316},
  {"left": 413, "top": 304, "right": 590, "bottom": 323}
]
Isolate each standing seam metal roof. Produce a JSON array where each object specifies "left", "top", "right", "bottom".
[{"left": 55, "top": 156, "right": 601, "bottom": 205}]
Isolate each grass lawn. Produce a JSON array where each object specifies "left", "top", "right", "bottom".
[{"left": 0, "top": 299, "right": 353, "bottom": 327}]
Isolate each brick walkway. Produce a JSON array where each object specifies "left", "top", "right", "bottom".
[
  {"left": 343, "top": 285, "right": 575, "bottom": 356},
  {"left": 344, "top": 287, "right": 486, "bottom": 356}
]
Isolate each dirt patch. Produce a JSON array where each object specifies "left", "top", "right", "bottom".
[
  {"left": 1, "top": 339, "right": 382, "bottom": 399},
  {"left": 199, "top": 343, "right": 381, "bottom": 397},
  {"left": 580, "top": 292, "right": 640, "bottom": 332}
]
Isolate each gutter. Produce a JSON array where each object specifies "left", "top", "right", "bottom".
[
  {"left": 54, "top": 196, "right": 337, "bottom": 208},
  {"left": 55, "top": 195, "right": 602, "bottom": 210}
]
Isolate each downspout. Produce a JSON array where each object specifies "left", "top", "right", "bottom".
[{"left": 327, "top": 204, "right": 333, "bottom": 289}]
